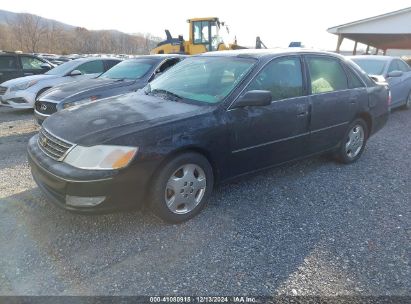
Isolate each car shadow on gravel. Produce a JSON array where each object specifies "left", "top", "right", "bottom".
[
  {"left": 1, "top": 145, "right": 409, "bottom": 295},
  {"left": 0, "top": 132, "right": 37, "bottom": 170},
  {"left": 0, "top": 108, "right": 34, "bottom": 123}
]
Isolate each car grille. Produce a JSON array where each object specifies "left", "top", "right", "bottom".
[
  {"left": 35, "top": 100, "right": 57, "bottom": 115},
  {"left": 37, "top": 128, "right": 73, "bottom": 160},
  {"left": 0, "top": 86, "right": 7, "bottom": 95}
]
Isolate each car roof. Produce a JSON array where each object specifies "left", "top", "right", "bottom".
[
  {"left": 134, "top": 54, "right": 186, "bottom": 59},
  {"left": 348, "top": 55, "right": 394, "bottom": 62},
  {"left": 197, "top": 48, "right": 345, "bottom": 60},
  {"left": 70, "top": 57, "right": 121, "bottom": 63}
]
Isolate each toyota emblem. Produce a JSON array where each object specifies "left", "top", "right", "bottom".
[
  {"left": 40, "top": 104, "right": 47, "bottom": 111},
  {"left": 40, "top": 136, "right": 48, "bottom": 147}
]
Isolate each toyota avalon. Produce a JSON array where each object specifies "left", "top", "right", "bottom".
[{"left": 28, "top": 50, "right": 389, "bottom": 223}]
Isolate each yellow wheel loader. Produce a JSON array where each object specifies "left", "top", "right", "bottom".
[{"left": 150, "top": 17, "right": 265, "bottom": 55}]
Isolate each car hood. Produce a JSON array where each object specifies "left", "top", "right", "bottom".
[
  {"left": 42, "top": 92, "right": 212, "bottom": 146},
  {"left": 2, "top": 74, "right": 58, "bottom": 86},
  {"left": 42, "top": 78, "right": 139, "bottom": 102}
]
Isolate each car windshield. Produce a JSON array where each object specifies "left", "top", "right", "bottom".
[
  {"left": 147, "top": 56, "right": 256, "bottom": 104},
  {"left": 99, "top": 59, "right": 155, "bottom": 80},
  {"left": 45, "top": 60, "right": 82, "bottom": 76},
  {"left": 351, "top": 58, "right": 387, "bottom": 75}
]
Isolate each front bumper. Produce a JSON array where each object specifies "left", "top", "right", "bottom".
[
  {"left": 27, "top": 134, "right": 147, "bottom": 213},
  {"left": 0, "top": 90, "right": 36, "bottom": 109}
]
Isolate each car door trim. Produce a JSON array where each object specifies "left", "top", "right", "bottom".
[
  {"left": 231, "top": 131, "right": 310, "bottom": 154},
  {"left": 310, "top": 121, "right": 349, "bottom": 134}
]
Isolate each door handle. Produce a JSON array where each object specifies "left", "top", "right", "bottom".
[{"left": 297, "top": 111, "right": 308, "bottom": 117}]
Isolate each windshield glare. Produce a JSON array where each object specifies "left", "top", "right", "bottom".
[
  {"left": 45, "top": 60, "right": 82, "bottom": 76},
  {"left": 100, "top": 59, "right": 155, "bottom": 80},
  {"left": 148, "top": 57, "right": 256, "bottom": 104},
  {"left": 351, "top": 59, "right": 387, "bottom": 75}
]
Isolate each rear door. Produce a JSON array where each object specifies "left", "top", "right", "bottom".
[
  {"left": 228, "top": 56, "right": 310, "bottom": 175},
  {"left": 0, "top": 55, "right": 20, "bottom": 83},
  {"left": 305, "top": 55, "right": 357, "bottom": 153},
  {"left": 19, "top": 55, "right": 48, "bottom": 76}
]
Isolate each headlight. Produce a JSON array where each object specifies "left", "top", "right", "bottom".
[
  {"left": 10, "top": 80, "right": 38, "bottom": 91},
  {"left": 63, "top": 96, "right": 99, "bottom": 109},
  {"left": 63, "top": 145, "right": 138, "bottom": 170}
]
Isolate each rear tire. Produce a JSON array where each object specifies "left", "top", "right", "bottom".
[
  {"left": 149, "top": 152, "right": 214, "bottom": 223},
  {"left": 335, "top": 119, "right": 368, "bottom": 164}
]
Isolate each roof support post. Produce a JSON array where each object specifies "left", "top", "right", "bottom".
[
  {"left": 353, "top": 41, "right": 358, "bottom": 55},
  {"left": 365, "top": 45, "right": 370, "bottom": 54},
  {"left": 375, "top": 48, "right": 379, "bottom": 55},
  {"left": 336, "top": 35, "right": 344, "bottom": 53}
]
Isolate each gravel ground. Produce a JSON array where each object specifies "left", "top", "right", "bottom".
[{"left": 0, "top": 106, "right": 409, "bottom": 296}]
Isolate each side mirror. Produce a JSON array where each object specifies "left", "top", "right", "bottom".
[
  {"left": 69, "top": 70, "right": 82, "bottom": 76},
  {"left": 40, "top": 63, "right": 52, "bottom": 70},
  {"left": 232, "top": 90, "right": 272, "bottom": 108},
  {"left": 387, "top": 70, "right": 403, "bottom": 78}
]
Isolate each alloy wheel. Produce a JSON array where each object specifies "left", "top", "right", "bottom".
[
  {"left": 345, "top": 124, "right": 365, "bottom": 159},
  {"left": 164, "top": 164, "right": 206, "bottom": 214}
]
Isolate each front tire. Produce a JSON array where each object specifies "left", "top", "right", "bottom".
[
  {"left": 149, "top": 152, "right": 214, "bottom": 223},
  {"left": 335, "top": 119, "right": 368, "bottom": 164}
]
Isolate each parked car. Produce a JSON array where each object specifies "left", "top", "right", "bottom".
[
  {"left": 0, "top": 57, "right": 120, "bottom": 109},
  {"left": 0, "top": 52, "right": 54, "bottom": 84},
  {"left": 34, "top": 55, "right": 184, "bottom": 123},
  {"left": 28, "top": 50, "right": 389, "bottom": 223},
  {"left": 350, "top": 55, "right": 411, "bottom": 109}
]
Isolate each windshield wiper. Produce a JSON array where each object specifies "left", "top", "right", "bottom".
[{"left": 148, "top": 89, "right": 183, "bottom": 101}]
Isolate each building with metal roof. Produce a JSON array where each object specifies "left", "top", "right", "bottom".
[{"left": 328, "top": 7, "right": 411, "bottom": 55}]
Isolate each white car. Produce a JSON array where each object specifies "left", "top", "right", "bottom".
[{"left": 0, "top": 57, "right": 120, "bottom": 109}]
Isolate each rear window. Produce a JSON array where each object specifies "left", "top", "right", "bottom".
[
  {"left": 0, "top": 56, "right": 17, "bottom": 70},
  {"left": 351, "top": 58, "right": 386, "bottom": 75},
  {"left": 100, "top": 59, "right": 155, "bottom": 80},
  {"left": 307, "top": 56, "right": 348, "bottom": 94},
  {"left": 77, "top": 60, "right": 105, "bottom": 74},
  {"left": 346, "top": 67, "right": 365, "bottom": 89}
]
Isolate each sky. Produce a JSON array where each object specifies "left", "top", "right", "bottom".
[{"left": 1, "top": 0, "right": 411, "bottom": 51}]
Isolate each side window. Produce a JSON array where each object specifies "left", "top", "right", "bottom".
[
  {"left": 158, "top": 58, "right": 180, "bottom": 73},
  {"left": 20, "top": 56, "right": 44, "bottom": 70},
  {"left": 307, "top": 56, "right": 348, "bottom": 94},
  {"left": 388, "top": 60, "right": 400, "bottom": 73},
  {"left": 105, "top": 60, "right": 120, "bottom": 71},
  {"left": 77, "top": 60, "right": 104, "bottom": 74},
  {"left": 397, "top": 60, "right": 410, "bottom": 72},
  {"left": 247, "top": 57, "right": 304, "bottom": 101},
  {"left": 346, "top": 67, "right": 365, "bottom": 89},
  {"left": 0, "top": 56, "right": 17, "bottom": 70}
]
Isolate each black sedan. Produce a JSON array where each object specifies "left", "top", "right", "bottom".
[
  {"left": 34, "top": 55, "right": 185, "bottom": 123},
  {"left": 28, "top": 50, "right": 389, "bottom": 223}
]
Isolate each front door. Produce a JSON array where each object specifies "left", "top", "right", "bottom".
[{"left": 227, "top": 56, "right": 310, "bottom": 176}]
